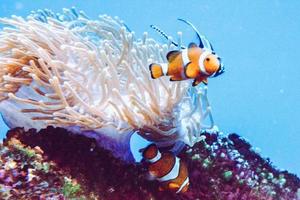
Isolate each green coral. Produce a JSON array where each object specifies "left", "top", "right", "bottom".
[
  {"left": 34, "top": 161, "right": 50, "bottom": 173},
  {"left": 202, "top": 158, "right": 212, "bottom": 169},
  {"left": 15, "top": 145, "right": 36, "bottom": 158},
  {"left": 223, "top": 170, "right": 233, "bottom": 181},
  {"left": 62, "top": 177, "right": 82, "bottom": 199}
]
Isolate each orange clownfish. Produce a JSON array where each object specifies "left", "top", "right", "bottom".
[
  {"left": 149, "top": 19, "right": 225, "bottom": 86},
  {"left": 142, "top": 144, "right": 189, "bottom": 193}
]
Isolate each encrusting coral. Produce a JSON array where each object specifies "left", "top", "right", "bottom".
[
  {"left": 0, "top": 8, "right": 214, "bottom": 160},
  {"left": 1, "top": 127, "right": 300, "bottom": 200}
]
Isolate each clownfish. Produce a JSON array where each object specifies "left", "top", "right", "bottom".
[
  {"left": 149, "top": 19, "right": 225, "bottom": 86},
  {"left": 142, "top": 144, "right": 189, "bottom": 193}
]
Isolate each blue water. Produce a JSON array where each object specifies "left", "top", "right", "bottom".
[{"left": 0, "top": 1, "right": 299, "bottom": 176}]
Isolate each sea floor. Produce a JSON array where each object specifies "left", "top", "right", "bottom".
[{"left": 0, "top": 127, "right": 299, "bottom": 200}]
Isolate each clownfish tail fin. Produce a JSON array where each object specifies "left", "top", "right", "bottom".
[{"left": 149, "top": 63, "right": 166, "bottom": 79}]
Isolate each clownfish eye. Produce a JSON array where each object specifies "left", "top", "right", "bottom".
[{"left": 206, "top": 58, "right": 210, "bottom": 61}]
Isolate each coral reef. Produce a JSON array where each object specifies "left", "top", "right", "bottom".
[
  {"left": 1, "top": 127, "right": 299, "bottom": 200},
  {"left": 0, "top": 132, "right": 74, "bottom": 199},
  {"left": 0, "top": 8, "right": 213, "bottom": 161},
  {"left": 1, "top": 7, "right": 299, "bottom": 200}
]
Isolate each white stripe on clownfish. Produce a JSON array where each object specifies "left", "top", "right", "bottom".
[
  {"left": 161, "top": 63, "right": 168, "bottom": 75},
  {"left": 198, "top": 50, "right": 211, "bottom": 75},
  {"left": 181, "top": 49, "right": 190, "bottom": 66},
  {"left": 176, "top": 176, "right": 189, "bottom": 193},
  {"left": 181, "top": 49, "right": 190, "bottom": 78},
  {"left": 148, "top": 151, "right": 162, "bottom": 163},
  {"left": 157, "top": 156, "right": 180, "bottom": 182}
]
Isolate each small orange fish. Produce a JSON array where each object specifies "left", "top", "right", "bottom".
[
  {"left": 149, "top": 19, "right": 224, "bottom": 86},
  {"left": 142, "top": 144, "right": 189, "bottom": 193}
]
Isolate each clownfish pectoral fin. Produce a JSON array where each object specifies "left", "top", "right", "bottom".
[
  {"left": 149, "top": 63, "right": 164, "bottom": 79},
  {"left": 168, "top": 182, "right": 180, "bottom": 190},
  {"left": 188, "top": 42, "right": 198, "bottom": 48},
  {"left": 166, "top": 50, "right": 181, "bottom": 62},
  {"left": 192, "top": 76, "right": 205, "bottom": 87},
  {"left": 202, "top": 78, "right": 208, "bottom": 85},
  {"left": 192, "top": 79, "right": 200, "bottom": 87},
  {"left": 185, "top": 62, "right": 200, "bottom": 78}
]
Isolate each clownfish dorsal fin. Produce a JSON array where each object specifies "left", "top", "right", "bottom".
[
  {"left": 188, "top": 42, "right": 198, "bottom": 48},
  {"left": 166, "top": 50, "right": 181, "bottom": 62}
]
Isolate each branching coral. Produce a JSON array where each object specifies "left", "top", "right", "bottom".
[{"left": 0, "top": 8, "right": 214, "bottom": 159}]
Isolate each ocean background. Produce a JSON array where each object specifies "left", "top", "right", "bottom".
[{"left": 0, "top": 0, "right": 299, "bottom": 176}]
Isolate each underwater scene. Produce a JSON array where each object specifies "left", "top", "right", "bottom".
[{"left": 0, "top": 0, "right": 299, "bottom": 199}]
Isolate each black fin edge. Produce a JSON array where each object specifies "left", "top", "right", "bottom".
[{"left": 149, "top": 63, "right": 156, "bottom": 79}]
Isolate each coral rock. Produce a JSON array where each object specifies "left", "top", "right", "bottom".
[{"left": 1, "top": 127, "right": 299, "bottom": 199}]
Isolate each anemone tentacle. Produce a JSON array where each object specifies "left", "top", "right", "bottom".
[{"left": 0, "top": 8, "right": 214, "bottom": 160}]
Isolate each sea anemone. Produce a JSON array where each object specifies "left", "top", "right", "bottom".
[{"left": 0, "top": 8, "right": 214, "bottom": 161}]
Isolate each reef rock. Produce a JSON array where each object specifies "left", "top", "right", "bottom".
[{"left": 1, "top": 127, "right": 299, "bottom": 200}]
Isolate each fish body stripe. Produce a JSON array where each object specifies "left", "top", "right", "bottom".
[
  {"left": 157, "top": 157, "right": 180, "bottom": 182},
  {"left": 181, "top": 49, "right": 190, "bottom": 66},
  {"left": 181, "top": 49, "right": 190, "bottom": 78},
  {"left": 176, "top": 177, "right": 189, "bottom": 193},
  {"left": 148, "top": 151, "right": 161, "bottom": 163},
  {"left": 198, "top": 50, "right": 211, "bottom": 75},
  {"left": 161, "top": 63, "right": 168, "bottom": 75}
]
